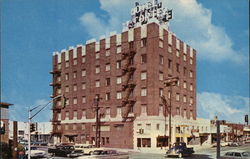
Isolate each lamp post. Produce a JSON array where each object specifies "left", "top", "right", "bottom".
[
  {"left": 28, "top": 95, "right": 64, "bottom": 159},
  {"left": 164, "top": 76, "right": 179, "bottom": 150}
]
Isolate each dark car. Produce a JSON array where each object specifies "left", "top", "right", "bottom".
[
  {"left": 48, "top": 145, "right": 84, "bottom": 157},
  {"left": 166, "top": 142, "right": 194, "bottom": 158}
]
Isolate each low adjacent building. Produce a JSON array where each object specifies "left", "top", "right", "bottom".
[{"left": 0, "top": 102, "right": 13, "bottom": 144}]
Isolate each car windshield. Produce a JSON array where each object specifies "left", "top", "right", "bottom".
[{"left": 225, "top": 152, "right": 234, "bottom": 156}]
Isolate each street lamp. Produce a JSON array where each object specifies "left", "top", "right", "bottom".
[{"left": 27, "top": 95, "right": 64, "bottom": 159}]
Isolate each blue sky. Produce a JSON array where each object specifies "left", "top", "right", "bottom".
[{"left": 1, "top": 0, "right": 249, "bottom": 123}]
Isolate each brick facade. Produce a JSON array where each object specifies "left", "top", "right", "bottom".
[{"left": 51, "top": 22, "right": 196, "bottom": 148}]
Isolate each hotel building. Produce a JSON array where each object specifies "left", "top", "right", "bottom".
[{"left": 51, "top": 0, "right": 197, "bottom": 149}]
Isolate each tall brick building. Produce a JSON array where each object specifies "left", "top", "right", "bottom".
[{"left": 51, "top": 1, "right": 196, "bottom": 149}]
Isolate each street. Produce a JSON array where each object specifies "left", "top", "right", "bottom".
[{"left": 35, "top": 144, "right": 250, "bottom": 159}]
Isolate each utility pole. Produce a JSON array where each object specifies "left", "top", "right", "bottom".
[
  {"left": 161, "top": 95, "right": 168, "bottom": 148},
  {"left": 164, "top": 76, "right": 179, "bottom": 150},
  {"left": 12, "top": 121, "right": 18, "bottom": 159},
  {"left": 28, "top": 95, "right": 64, "bottom": 159},
  {"left": 216, "top": 120, "right": 221, "bottom": 159},
  {"left": 94, "top": 95, "right": 102, "bottom": 148}
]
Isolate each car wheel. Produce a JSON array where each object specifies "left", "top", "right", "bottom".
[
  {"left": 178, "top": 153, "right": 182, "bottom": 158},
  {"left": 89, "top": 151, "right": 93, "bottom": 155}
]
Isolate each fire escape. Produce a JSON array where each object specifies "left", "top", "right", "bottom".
[
  {"left": 121, "top": 43, "right": 136, "bottom": 122},
  {"left": 50, "top": 67, "right": 62, "bottom": 136}
]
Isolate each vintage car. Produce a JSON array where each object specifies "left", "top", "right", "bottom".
[
  {"left": 220, "top": 151, "right": 250, "bottom": 159},
  {"left": 74, "top": 144, "right": 103, "bottom": 155},
  {"left": 165, "top": 142, "right": 194, "bottom": 158},
  {"left": 48, "top": 145, "right": 84, "bottom": 157},
  {"left": 77, "top": 149, "right": 129, "bottom": 159}
]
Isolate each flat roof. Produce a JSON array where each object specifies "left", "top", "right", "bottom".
[{"left": 0, "top": 102, "right": 13, "bottom": 108}]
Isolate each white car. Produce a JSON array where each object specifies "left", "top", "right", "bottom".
[
  {"left": 221, "top": 151, "right": 250, "bottom": 159},
  {"left": 74, "top": 144, "right": 103, "bottom": 155},
  {"left": 26, "top": 147, "right": 46, "bottom": 158}
]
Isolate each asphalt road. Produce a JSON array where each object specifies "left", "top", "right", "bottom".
[{"left": 35, "top": 144, "right": 250, "bottom": 159}]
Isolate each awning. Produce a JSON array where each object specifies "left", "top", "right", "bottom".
[{"left": 175, "top": 133, "right": 191, "bottom": 138}]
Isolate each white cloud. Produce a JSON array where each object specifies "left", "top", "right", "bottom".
[
  {"left": 79, "top": 0, "right": 246, "bottom": 63},
  {"left": 197, "top": 92, "right": 249, "bottom": 123}
]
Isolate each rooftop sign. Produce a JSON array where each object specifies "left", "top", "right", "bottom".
[{"left": 124, "top": 0, "right": 172, "bottom": 29}]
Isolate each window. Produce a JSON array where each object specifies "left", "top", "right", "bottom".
[
  {"left": 117, "top": 107, "right": 121, "bottom": 115},
  {"left": 65, "top": 73, "right": 69, "bottom": 80},
  {"left": 183, "top": 54, "right": 187, "bottom": 61},
  {"left": 184, "top": 67, "right": 187, "bottom": 76},
  {"left": 176, "top": 93, "right": 180, "bottom": 101},
  {"left": 57, "top": 76, "right": 61, "bottom": 82},
  {"left": 190, "top": 83, "right": 193, "bottom": 91},
  {"left": 65, "top": 125, "right": 69, "bottom": 130},
  {"left": 82, "top": 110, "right": 86, "bottom": 117},
  {"left": 159, "top": 88, "right": 163, "bottom": 97},
  {"left": 82, "top": 56, "right": 86, "bottom": 63},
  {"left": 176, "top": 63, "right": 180, "bottom": 73},
  {"left": 95, "top": 80, "right": 100, "bottom": 87},
  {"left": 168, "top": 59, "right": 172, "bottom": 69},
  {"left": 73, "top": 59, "right": 77, "bottom": 65},
  {"left": 141, "top": 54, "right": 147, "bottom": 64},
  {"left": 116, "top": 60, "right": 121, "bottom": 69},
  {"left": 96, "top": 66, "right": 100, "bottom": 74},
  {"left": 65, "top": 61, "right": 69, "bottom": 67},
  {"left": 190, "top": 70, "right": 193, "bottom": 78},
  {"left": 82, "top": 83, "right": 86, "bottom": 90},
  {"left": 73, "top": 111, "right": 77, "bottom": 118},
  {"left": 105, "top": 63, "right": 110, "bottom": 71},
  {"left": 168, "top": 45, "right": 172, "bottom": 53},
  {"left": 116, "top": 76, "right": 122, "bottom": 84},
  {"left": 106, "top": 107, "right": 110, "bottom": 115},
  {"left": 184, "top": 109, "right": 187, "bottom": 117},
  {"left": 57, "top": 88, "right": 61, "bottom": 94},
  {"left": 190, "top": 97, "right": 193, "bottom": 104},
  {"left": 183, "top": 95, "right": 187, "bottom": 103},
  {"left": 155, "top": 124, "right": 159, "bottom": 130},
  {"left": 190, "top": 110, "right": 193, "bottom": 118},
  {"left": 176, "top": 50, "right": 180, "bottom": 57},
  {"left": 159, "top": 40, "right": 163, "bottom": 48},
  {"left": 159, "top": 55, "right": 164, "bottom": 64},
  {"left": 141, "top": 88, "right": 147, "bottom": 96},
  {"left": 117, "top": 46, "right": 121, "bottom": 54},
  {"left": 73, "top": 71, "right": 77, "bottom": 78},
  {"left": 73, "top": 124, "right": 77, "bottom": 130},
  {"left": 65, "top": 98, "right": 69, "bottom": 106},
  {"left": 57, "top": 63, "right": 61, "bottom": 70},
  {"left": 176, "top": 107, "right": 180, "bottom": 115},
  {"left": 141, "top": 72, "right": 147, "bottom": 80},
  {"left": 190, "top": 58, "right": 193, "bottom": 64},
  {"left": 141, "top": 105, "right": 147, "bottom": 114},
  {"left": 82, "top": 96, "right": 86, "bottom": 103},
  {"left": 58, "top": 113, "right": 61, "bottom": 120},
  {"left": 65, "top": 111, "right": 69, "bottom": 119},
  {"left": 146, "top": 123, "right": 151, "bottom": 130},
  {"left": 159, "top": 72, "right": 164, "bottom": 81},
  {"left": 183, "top": 81, "right": 187, "bottom": 89},
  {"left": 105, "top": 50, "right": 110, "bottom": 56},
  {"left": 105, "top": 92, "right": 111, "bottom": 101},
  {"left": 96, "top": 52, "right": 100, "bottom": 59},
  {"left": 116, "top": 92, "right": 122, "bottom": 99},
  {"left": 82, "top": 124, "right": 86, "bottom": 130},
  {"left": 141, "top": 38, "right": 147, "bottom": 47},
  {"left": 65, "top": 86, "right": 69, "bottom": 92},
  {"left": 106, "top": 78, "right": 110, "bottom": 86},
  {"left": 82, "top": 69, "right": 86, "bottom": 77},
  {"left": 73, "top": 84, "right": 77, "bottom": 91},
  {"left": 73, "top": 97, "right": 77, "bottom": 104}
]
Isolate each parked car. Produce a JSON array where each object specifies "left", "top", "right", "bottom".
[
  {"left": 48, "top": 145, "right": 84, "bottom": 157},
  {"left": 220, "top": 151, "right": 250, "bottom": 159},
  {"left": 74, "top": 144, "right": 102, "bottom": 155},
  {"left": 77, "top": 150, "right": 129, "bottom": 159},
  {"left": 165, "top": 142, "right": 194, "bottom": 158},
  {"left": 25, "top": 146, "right": 46, "bottom": 158}
]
